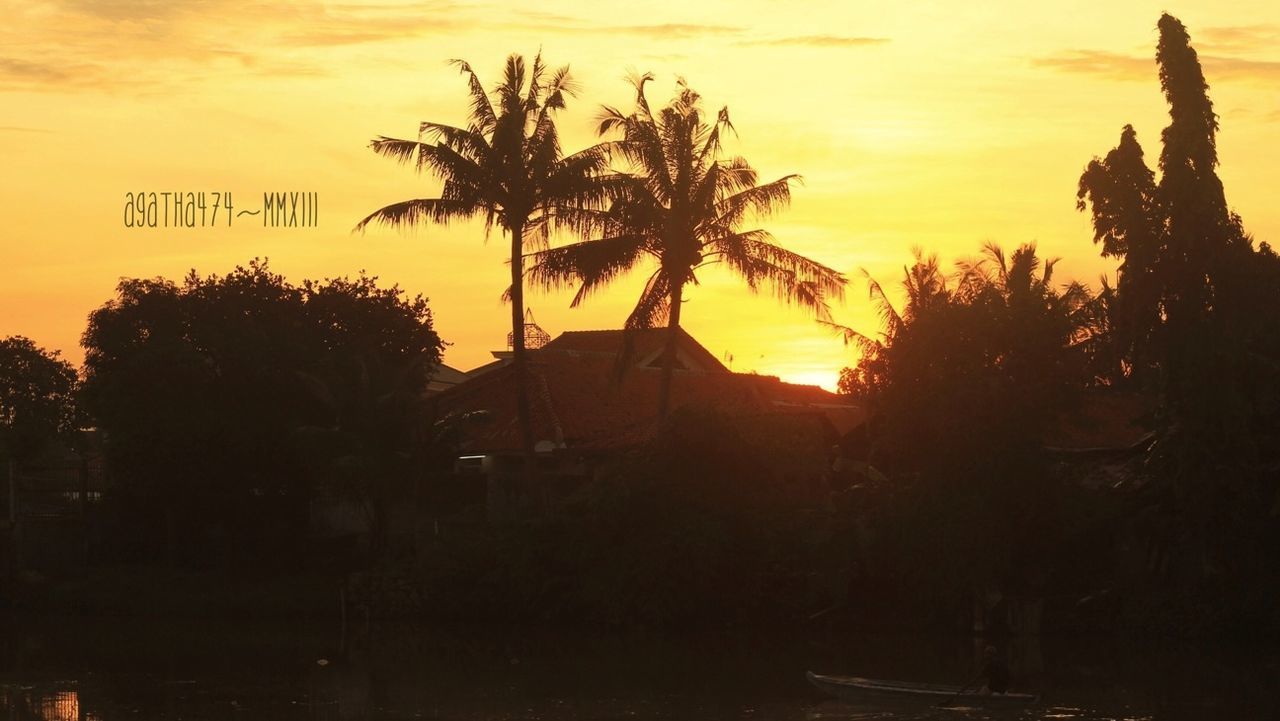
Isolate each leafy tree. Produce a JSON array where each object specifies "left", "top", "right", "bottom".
[
  {"left": 524, "top": 76, "right": 845, "bottom": 417},
  {"left": 80, "top": 260, "right": 443, "bottom": 563},
  {"left": 832, "top": 243, "right": 1091, "bottom": 600},
  {"left": 356, "top": 53, "right": 616, "bottom": 469},
  {"left": 1077, "top": 125, "right": 1162, "bottom": 384},
  {"left": 1075, "top": 15, "right": 1280, "bottom": 628},
  {"left": 0, "top": 336, "right": 79, "bottom": 464},
  {"left": 293, "top": 349, "right": 427, "bottom": 557},
  {"left": 1077, "top": 14, "right": 1278, "bottom": 469}
]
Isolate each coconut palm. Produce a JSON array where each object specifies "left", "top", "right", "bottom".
[
  {"left": 524, "top": 76, "right": 846, "bottom": 417},
  {"left": 827, "top": 249, "right": 950, "bottom": 396},
  {"left": 356, "top": 53, "right": 616, "bottom": 469}
]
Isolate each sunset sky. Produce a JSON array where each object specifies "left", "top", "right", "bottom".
[{"left": 2, "top": 1, "right": 1278, "bottom": 390}]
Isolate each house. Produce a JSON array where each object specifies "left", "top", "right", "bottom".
[
  {"left": 425, "top": 363, "right": 469, "bottom": 395},
  {"left": 426, "top": 325, "right": 866, "bottom": 518}
]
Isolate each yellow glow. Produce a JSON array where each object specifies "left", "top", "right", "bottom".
[{"left": 3, "top": 1, "right": 1278, "bottom": 394}]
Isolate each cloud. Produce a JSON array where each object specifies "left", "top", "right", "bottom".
[
  {"left": 1031, "top": 50, "right": 1153, "bottom": 81},
  {"left": 1197, "top": 24, "right": 1280, "bottom": 54},
  {"left": 502, "top": 10, "right": 745, "bottom": 40},
  {"left": 588, "top": 23, "right": 743, "bottom": 39},
  {"left": 0, "top": 0, "right": 346, "bottom": 91},
  {"left": 0, "top": 56, "right": 119, "bottom": 90},
  {"left": 52, "top": 0, "right": 195, "bottom": 22},
  {"left": 744, "top": 35, "right": 889, "bottom": 48},
  {"left": 1033, "top": 49, "right": 1280, "bottom": 84},
  {"left": 272, "top": 2, "right": 476, "bottom": 47},
  {"left": 0, "top": 125, "right": 51, "bottom": 133},
  {"left": 1204, "top": 56, "right": 1280, "bottom": 82}
]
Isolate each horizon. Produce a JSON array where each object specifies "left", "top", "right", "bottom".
[{"left": 3, "top": 1, "right": 1279, "bottom": 391}]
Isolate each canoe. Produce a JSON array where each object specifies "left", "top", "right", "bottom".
[{"left": 806, "top": 671, "right": 1038, "bottom": 706}]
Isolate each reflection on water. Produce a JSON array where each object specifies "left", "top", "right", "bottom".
[
  {"left": 3, "top": 687, "right": 104, "bottom": 721},
  {"left": 0, "top": 616, "right": 1274, "bottom": 721}
]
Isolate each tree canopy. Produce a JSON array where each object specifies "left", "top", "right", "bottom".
[
  {"left": 525, "top": 76, "right": 845, "bottom": 416},
  {"left": 80, "top": 259, "right": 443, "bottom": 562},
  {"left": 0, "top": 336, "right": 80, "bottom": 464},
  {"left": 357, "top": 52, "right": 619, "bottom": 465}
]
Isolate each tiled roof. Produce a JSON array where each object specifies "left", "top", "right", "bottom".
[
  {"left": 540, "top": 327, "right": 729, "bottom": 372},
  {"left": 430, "top": 329, "right": 863, "bottom": 454}
]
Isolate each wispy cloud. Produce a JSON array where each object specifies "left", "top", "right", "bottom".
[
  {"left": 502, "top": 8, "right": 743, "bottom": 38},
  {"left": 0, "top": 0, "right": 462, "bottom": 91},
  {"left": 1031, "top": 50, "right": 1153, "bottom": 81},
  {"left": 744, "top": 35, "right": 889, "bottom": 48},
  {"left": 273, "top": 2, "right": 476, "bottom": 47},
  {"left": 0, "top": 56, "right": 130, "bottom": 91},
  {"left": 1033, "top": 49, "right": 1280, "bottom": 83},
  {"left": 1205, "top": 56, "right": 1280, "bottom": 81},
  {"left": 1197, "top": 24, "right": 1280, "bottom": 54},
  {"left": 0, "top": 125, "right": 51, "bottom": 133},
  {"left": 594, "top": 23, "right": 743, "bottom": 39}
]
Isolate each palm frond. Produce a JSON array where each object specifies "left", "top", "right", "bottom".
[
  {"left": 625, "top": 270, "right": 671, "bottom": 330},
  {"left": 418, "top": 122, "right": 490, "bottom": 163},
  {"left": 353, "top": 198, "right": 480, "bottom": 233},
  {"left": 860, "top": 269, "right": 905, "bottom": 340},
  {"left": 524, "top": 234, "right": 649, "bottom": 306},
  {"left": 369, "top": 136, "right": 425, "bottom": 166},
  {"left": 447, "top": 59, "right": 497, "bottom": 136},
  {"left": 712, "top": 175, "right": 800, "bottom": 227},
  {"left": 819, "top": 319, "right": 886, "bottom": 357}
]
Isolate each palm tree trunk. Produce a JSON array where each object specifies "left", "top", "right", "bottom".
[
  {"left": 508, "top": 219, "right": 538, "bottom": 494},
  {"left": 657, "top": 282, "right": 684, "bottom": 419}
]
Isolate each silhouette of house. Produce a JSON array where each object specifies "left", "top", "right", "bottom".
[
  {"left": 425, "top": 363, "right": 469, "bottom": 395},
  {"left": 428, "top": 327, "right": 865, "bottom": 511}
]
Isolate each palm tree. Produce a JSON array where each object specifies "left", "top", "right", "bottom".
[
  {"left": 827, "top": 248, "right": 950, "bottom": 396},
  {"left": 524, "top": 76, "right": 846, "bottom": 417},
  {"left": 356, "top": 53, "right": 615, "bottom": 472}
]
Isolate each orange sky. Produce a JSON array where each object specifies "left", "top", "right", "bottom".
[{"left": 2, "top": 1, "right": 1278, "bottom": 390}]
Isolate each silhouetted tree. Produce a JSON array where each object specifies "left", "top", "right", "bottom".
[
  {"left": 356, "top": 53, "right": 616, "bottom": 472},
  {"left": 1077, "top": 125, "right": 1162, "bottom": 385},
  {"left": 1075, "top": 15, "right": 1280, "bottom": 628},
  {"left": 525, "top": 76, "right": 845, "bottom": 416},
  {"left": 832, "top": 243, "right": 1091, "bottom": 602},
  {"left": 1077, "top": 14, "right": 1277, "bottom": 469},
  {"left": 0, "top": 336, "right": 79, "bottom": 464},
  {"left": 80, "top": 260, "right": 443, "bottom": 563}
]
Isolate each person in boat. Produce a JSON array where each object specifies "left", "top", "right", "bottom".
[{"left": 979, "top": 645, "right": 1010, "bottom": 694}]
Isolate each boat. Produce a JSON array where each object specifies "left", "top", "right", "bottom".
[{"left": 806, "top": 671, "right": 1038, "bottom": 707}]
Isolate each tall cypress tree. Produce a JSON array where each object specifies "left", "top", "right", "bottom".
[
  {"left": 1079, "top": 14, "right": 1258, "bottom": 467},
  {"left": 1152, "top": 13, "right": 1256, "bottom": 469}
]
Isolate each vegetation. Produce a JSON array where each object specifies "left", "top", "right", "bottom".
[
  {"left": 0, "top": 336, "right": 79, "bottom": 464},
  {"left": 79, "top": 260, "right": 442, "bottom": 565},
  {"left": 1072, "top": 12, "right": 1280, "bottom": 632},
  {"left": 831, "top": 13, "right": 1280, "bottom": 636},
  {"left": 831, "top": 242, "right": 1093, "bottom": 618},
  {"left": 524, "top": 76, "right": 845, "bottom": 416},
  {"left": 5, "top": 18, "right": 1277, "bottom": 639},
  {"left": 354, "top": 408, "right": 839, "bottom": 626},
  {"left": 357, "top": 53, "right": 618, "bottom": 468}
]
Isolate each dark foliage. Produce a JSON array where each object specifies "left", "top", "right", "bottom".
[
  {"left": 0, "top": 336, "right": 80, "bottom": 464},
  {"left": 357, "top": 52, "right": 619, "bottom": 471},
  {"left": 80, "top": 259, "right": 443, "bottom": 565},
  {"left": 523, "top": 76, "right": 844, "bottom": 417},
  {"left": 368, "top": 408, "right": 840, "bottom": 627},
  {"left": 1075, "top": 14, "right": 1280, "bottom": 631},
  {"left": 833, "top": 243, "right": 1093, "bottom": 611}
]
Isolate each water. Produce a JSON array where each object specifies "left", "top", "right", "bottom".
[{"left": 1, "top": 615, "right": 1275, "bottom": 720}]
